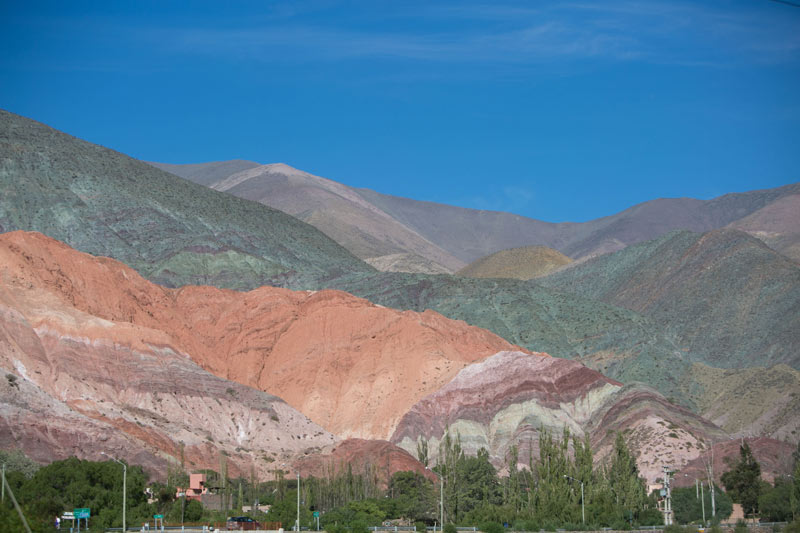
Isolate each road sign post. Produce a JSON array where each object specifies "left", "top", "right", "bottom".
[{"left": 74, "top": 508, "right": 90, "bottom": 531}]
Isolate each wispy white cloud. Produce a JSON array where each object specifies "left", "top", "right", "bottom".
[{"left": 150, "top": 0, "right": 799, "bottom": 68}]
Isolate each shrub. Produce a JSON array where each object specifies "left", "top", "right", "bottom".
[
  {"left": 444, "top": 524, "right": 457, "bottom": 533},
  {"left": 327, "top": 524, "right": 348, "bottom": 533},
  {"left": 480, "top": 522, "right": 504, "bottom": 533},
  {"left": 734, "top": 519, "right": 749, "bottom": 533},
  {"left": 415, "top": 521, "right": 428, "bottom": 532},
  {"left": 783, "top": 521, "right": 800, "bottom": 533},
  {"left": 351, "top": 519, "right": 370, "bottom": 533}
]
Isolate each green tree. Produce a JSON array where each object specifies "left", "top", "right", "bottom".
[
  {"left": 268, "top": 489, "right": 312, "bottom": 530},
  {"left": 437, "top": 429, "right": 464, "bottom": 524},
  {"left": 671, "top": 485, "right": 732, "bottom": 523},
  {"left": 721, "top": 442, "right": 761, "bottom": 518},
  {"left": 606, "top": 432, "right": 649, "bottom": 523},
  {"left": 457, "top": 448, "right": 501, "bottom": 518},
  {"left": 758, "top": 477, "right": 793, "bottom": 522},
  {"left": 388, "top": 471, "right": 435, "bottom": 522},
  {"left": 534, "top": 427, "right": 575, "bottom": 524}
]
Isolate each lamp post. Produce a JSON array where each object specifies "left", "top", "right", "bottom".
[
  {"left": 684, "top": 474, "right": 706, "bottom": 525},
  {"left": 563, "top": 475, "right": 585, "bottom": 525},
  {"left": 426, "top": 467, "right": 444, "bottom": 529},
  {"left": 297, "top": 470, "right": 300, "bottom": 532},
  {"left": 102, "top": 452, "right": 126, "bottom": 532}
]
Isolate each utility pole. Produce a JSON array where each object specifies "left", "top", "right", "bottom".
[
  {"left": 440, "top": 471, "right": 444, "bottom": 529},
  {"left": 706, "top": 442, "right": 716, "bottom": 518},
  {"left": 662, "top": 466, "right": 673, "bottom": 526},
  {"left": 102, "top": 452, "right": 126, "bottom": 533},
  {"left": 701, "top": 481, "right": 706, "bottom": 525},
  {"left": 296, "top": 471, "right": 300, "bottom": 532}
]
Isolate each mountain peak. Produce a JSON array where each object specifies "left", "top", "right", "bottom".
[{"left": 261, "top": 162, "right": 311, "bottom": 177}]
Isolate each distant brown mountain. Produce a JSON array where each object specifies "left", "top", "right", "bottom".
[
  {"left": 150, "top": 159, "right": 261, "bottom": 186},
  {"left": 358, "top": 184, "right": 800, "bottom": 262},
  {"left": 151, "top": 160, "right": 799, "bottom": 271},
  {"left": 151, "top": 161, "right": 464, "bottom": 273},
  {"left": 457, "top": 245, "right": 572, "bottom": 280},
  {"left": 726, "top": 193, "right": 800, "bottom": 262}
]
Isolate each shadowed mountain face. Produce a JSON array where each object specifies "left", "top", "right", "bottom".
[
  {"left": 155, "top": 159, "right": 799, "bottom": 272},
  {"left": 0, "top": 110, "right": 372, "bottom": 290},
  {"left": 539, "top": 229, "right": 800, "bottom": 370}
]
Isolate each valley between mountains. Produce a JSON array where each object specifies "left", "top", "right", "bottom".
[{"left": 1, "top": 109, "right": 798, "bottom": 490}]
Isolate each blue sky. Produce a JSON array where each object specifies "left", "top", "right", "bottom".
[{"left": 1, "top": 1, "right": 799, "bottom": 222}]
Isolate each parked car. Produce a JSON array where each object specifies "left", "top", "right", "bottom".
[{"left": 226, "top": 516, "right": 262, "bottom": 531}]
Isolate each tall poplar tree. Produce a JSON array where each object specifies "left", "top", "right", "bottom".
[{"left": 721, "top": 442, "right": 762, "bottom": 518}]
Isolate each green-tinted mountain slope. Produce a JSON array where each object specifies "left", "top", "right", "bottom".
[
  {"left": 0, "top": 110, "right": 372, "bottom": 289},
  {"left": 327, "top": 271, "right": 701, "bottom": 408},
  {"left": 540, "top": 229, "right": 800, "bottom": 369}
]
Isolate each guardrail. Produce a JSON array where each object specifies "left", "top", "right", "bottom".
[{"left": 106, "top": 522, "right": 791, "bottom": 533}]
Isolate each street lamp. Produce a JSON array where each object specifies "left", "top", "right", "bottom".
[
  {"left": 297, "top": 470, "right": 300, "bottom": 532},
  {"left": 426, "top": 467, "right": 444, "bottom": 529},
  {"left": 563, "top": 475, "right": 585, "bottom": 525},
  {"left": 101, "top": 452, "right": 126, "bottom": 532},
  {"left": 684, "top": 474, "right": 706, "bottom": 525}
]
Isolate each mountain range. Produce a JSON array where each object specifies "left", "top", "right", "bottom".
[
  {"left": 151, "top": 160, "right": 800, "bottom": 273},
  {"left": 0, "top": 230, "right": 726, "bottom": 484},
  {"left": 2, "top": 109, "right": 798, "bottom": 487}
]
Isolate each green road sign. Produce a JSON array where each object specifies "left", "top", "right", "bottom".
[
  {"left": 74, "top": 508, "right": 90, "bottom": 519},
  {"left": 154, "top": 514, "right": 164, "bottom": 519},
  {"left": 313, "top": 511, "right": 320, "bottom": 518}
]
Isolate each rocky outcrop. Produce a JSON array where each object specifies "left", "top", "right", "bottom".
[
  {"left": 391, "top": 351, "right": 725, "bottom": 484},
  {"left": 0, "top": 231, "right": 520, "bottom": 458},
  {"left": 292, "top": 439, "right": 436, "bottom": 485},
  {"left": 0, "top": 239, "right": 336, "bottom": 479}
]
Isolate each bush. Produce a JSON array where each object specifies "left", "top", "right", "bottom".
[
  {"left": 415, "top": 521, "right": 428, "bottom": 532},
  {"left": 444, "top": 524, "right": 457, "bottom": 533},
  {"left": 480, "top": 522, "right": 504, "bottom": 533},
  {"left": 783, "top": 521, "right": 800, "bottom": 533},
  {"left": 734, "top": 519, "right": 749, "bottom": 533},
  {"left": 327, "top": 524, "right": 348, "bottom": 533},
  {"left": 351, "top": 519, "right": 370, "bottom": 533},
  {"left": 514, "top": 520, "right": 540, "bottom": 531}
]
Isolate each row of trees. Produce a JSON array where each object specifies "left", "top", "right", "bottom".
[
  {"left": 3, "top": 434, "right": 799, "bottom": 532},
  {"left": 425, "top": 428, "right": 663, "bottom": 529}
]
